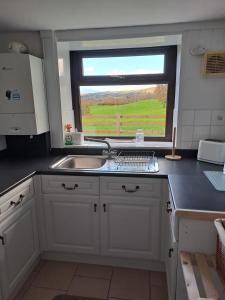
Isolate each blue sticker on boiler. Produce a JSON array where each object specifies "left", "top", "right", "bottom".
[{"left": 5, "top": 89, "right": 22, "bottom": 101}]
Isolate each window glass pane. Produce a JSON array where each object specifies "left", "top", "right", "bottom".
[
  {"left": 80, "top": 84, "right": 168, "bottom": 137},
  {"left": 82, "top": 55, "right": 164, "bottom": 76}
]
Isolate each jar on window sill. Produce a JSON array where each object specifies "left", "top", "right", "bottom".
[{"left": 136, "top": 129, "right": 144, "bottom": 144}]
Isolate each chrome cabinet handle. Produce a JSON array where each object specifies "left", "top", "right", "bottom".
[
  {"left": 166, "top": 201, "right": 172, "bottom": 213},
  {"left": 10, "top": 194, "right": 25, "bottom": 207},
  {"left": 61, "top": 183, "right": 78, "bottom": 190},
  {"left": 122, "top": 185, "right": 140, "bottom": 193}
]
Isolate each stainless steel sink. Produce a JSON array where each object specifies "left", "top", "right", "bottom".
[{"left": 51, "top": 155, "right": 107, "bottom": 170}]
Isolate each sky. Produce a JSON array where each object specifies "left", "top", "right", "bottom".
[{"left": 81, "top": 54, "right": 164, "bottom": 93}]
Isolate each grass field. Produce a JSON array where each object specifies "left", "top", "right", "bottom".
[{"left": 82, "top": 99, "right": 166, "bottom": 137}]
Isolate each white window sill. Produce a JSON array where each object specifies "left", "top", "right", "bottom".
[{"left": 65, "top": 141, "right": 172, "bottom": 149}]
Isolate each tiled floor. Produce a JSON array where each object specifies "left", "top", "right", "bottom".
[{"left": 14, "top": 260, "right": 168, "bottom": 300}]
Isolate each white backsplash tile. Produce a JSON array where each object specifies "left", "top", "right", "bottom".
[
  {"left": 193, "top": 126, "right": 210, "bottom": 141},
  {"left": 181, "top": 110, "right": 195, "bottom": 125},
  {"left": 181, "top": 126, "right": 194, "bottom": 141},
  {"left": 192, "top": 141, "right": 200, "bottom": 149},
  {"left": 211, "top": 110, "right": 225, "bottom": 125},
  {"left": 194, "top": 110, "right": 211, "bottom": 126},
  {"left": 180, "top": 141, "right": 193, "bottom": 149},
  {"left": 210, "top": 126, "right": 225, "bottom": 140}
]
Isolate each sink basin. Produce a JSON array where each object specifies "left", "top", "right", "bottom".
[{"left": 51, "top": 155, "right": 107, "bottom": 170}]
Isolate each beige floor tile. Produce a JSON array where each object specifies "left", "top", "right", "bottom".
[
  {"left": 13, "top": 261, "right": 46, "bottom": 300},
  {"left": 32, "top": 260, "right": 77, "bottom": 291},
  {"left": 32, "top": 260, "right": 47, "bottom": 274},
  {"left": 150, "top": 271, "right": 167, "bottom": 287},
  {"left": 21, "top": 287, "right": 62, "bottom": 300},
  {"left": 151, "top": 285, "right": 168, "bottom": 300},
  {"left": 68, "top": 276, "right": 110, "bottom": 299},
  {"left": 109, "top": 267, "right": 149, "bottom": 300},
  {"left": 76, "top": 263, "right": 112, "bottom": 279}
]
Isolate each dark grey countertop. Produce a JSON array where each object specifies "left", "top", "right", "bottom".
[{"left": 0, "top": 154, "right": 224, "bottom": 212}]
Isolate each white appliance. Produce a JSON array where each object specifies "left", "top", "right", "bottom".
[
  {"left": 197, "top": 139, "right": 225, "bottom": 165},
  {"left": 0, "top": 53, "right": 49, "bottom": 135}
]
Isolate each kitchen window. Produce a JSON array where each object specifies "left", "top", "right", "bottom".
[{"left": 70, "top": 46, "right": 177, "bottom": 141}]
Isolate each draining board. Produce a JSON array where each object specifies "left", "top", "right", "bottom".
[{"left": 204, "top": 171, "right": 225, "bottom": 192}]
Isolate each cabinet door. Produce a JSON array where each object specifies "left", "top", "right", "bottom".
[
  {"left": 166, "top": 227, "right": 177, "bottom": 300},
  {"left": 101, "top": 196, "right": 160, "bottom": 259},
  {"left": 0, "top": 198, "right": 39, "bottom": 299},
  {"left": 164, "top": 198, "right": 177, "bottom": 300},
  {"left": 43, "top": 194, "right": 99, "bottom": 254}
]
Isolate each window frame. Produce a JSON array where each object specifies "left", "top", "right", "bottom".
[{"left": 70, "top": 46, "right": 177, "bottom": 141}]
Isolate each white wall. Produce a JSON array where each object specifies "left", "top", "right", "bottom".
[
  {"left": 54, "top": 21, "right": 225, "bottom": 149},
  {"left": 40, "top": 31, "right": 64, "bottom": 148},
  {"left": 0, "top": 31, "right": 43, "bottom": 57},
  {"left": 57, "top": 42, "right": 75, "bottom": 133},
  {"left": 178, "top": 29, "right": 225, "bottom": 149},
  {"left": 1, "top": 21, "right": 222, "bottom": 150}
]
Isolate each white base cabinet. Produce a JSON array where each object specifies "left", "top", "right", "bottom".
[
  {"left": 0, "top": 197, "right": 39, "bottom": 299},
  {"left": 43, "top": 194, "right": 99, "bottom": 254},
  {"left": 100, "top": 177, "right": 161, "bottom": 260},
  {"left": 100, "top": 196, "right": 160, "bottom": 259},
  {"left": 164, "top": 188, "right": 178, "bottom": 300},
  {"left": 41, "top": 175, "right": 162, "bottom": 261}
]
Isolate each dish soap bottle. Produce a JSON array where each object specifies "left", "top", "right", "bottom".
[{"left": 64, "top": 123, "right": 73, "bottom": 145}]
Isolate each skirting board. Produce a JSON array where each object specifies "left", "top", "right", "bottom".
[
  {"left": 41, "top": 251, "right": 165, "bottom": 272},
  {"left": 8, "top": 256, "right": 41, "bottom": 300}
]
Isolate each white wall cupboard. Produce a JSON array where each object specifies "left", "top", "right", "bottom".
[{"left": 0, "top": 53, "right": 49, "bottom": 135}]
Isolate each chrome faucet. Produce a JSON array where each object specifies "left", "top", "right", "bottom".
[{"left": 85, "top": 137, "right": 116, "bottom": 158}]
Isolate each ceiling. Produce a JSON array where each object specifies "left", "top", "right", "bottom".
[{"left": 0, "top": 0, "right": 225, "bottom": 31}]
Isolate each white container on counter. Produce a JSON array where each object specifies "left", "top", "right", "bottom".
[{"left": 72, "top": 131, "right": 84, "bottom": 145}]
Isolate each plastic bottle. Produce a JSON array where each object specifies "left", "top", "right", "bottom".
[
  {"left": 136, "top": 129, "right": 144, "bottom": 144},
  {"left": 64, "top": 123, "right": 73, "bottom": 145}
]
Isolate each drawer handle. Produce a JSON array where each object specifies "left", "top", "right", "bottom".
[
  {"left": 122, "top": 185, "right": 140, "bottom": 193},
  {"left": 0, "top": 236, "right": 5, "bottom": 246},
  {"left": 10, "top": 194, "right": 25, "bottom": 207},
  {"left": 169, "top": 248, "right": 174, "bottom": 258},
  {"left": 61, "top": 183, "right": 78, "bottom": 190},
  {"left": 166, "top": 201, "right": 172, "bottom": 213}
]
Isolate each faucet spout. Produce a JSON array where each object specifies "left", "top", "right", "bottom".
[{"left": 85, "top": 137, "right": 112, "bottom": 152}]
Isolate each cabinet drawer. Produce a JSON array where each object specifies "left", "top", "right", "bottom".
[
  {"left": 100, "top": 177, "right": 161, "bottom": 198},
  {"left": 42, "top": 175, "right": 99, "bottom": 195},
  {"left": 0, "top": 178, "right": 34, "bottom": 217}
]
